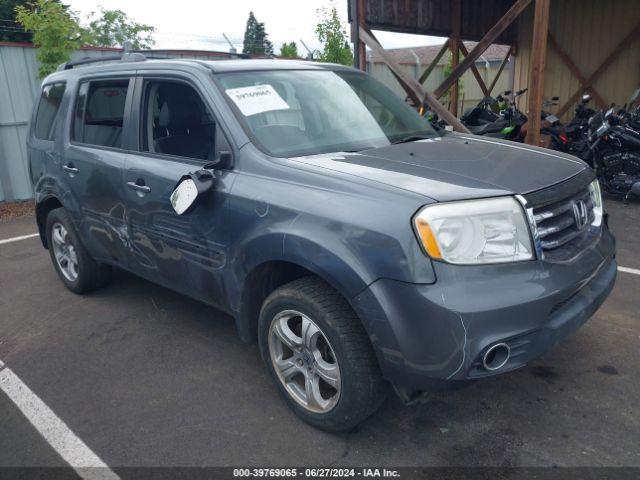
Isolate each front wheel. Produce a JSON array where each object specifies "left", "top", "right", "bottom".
[{"left": 258, "top": 277, "right": 387, "bottom": 432}]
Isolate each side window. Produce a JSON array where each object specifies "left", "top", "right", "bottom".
[
  {"left": 34, "top": 83, "right": 66, "bottom": 141},
  {"left": 141, "top": 80, "right": 216, "bottom": 161},
  {"left": 72, "top": 79, "right": 129, "bottom": 148}
]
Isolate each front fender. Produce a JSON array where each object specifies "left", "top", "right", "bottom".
[{"left": 228, "top": 229, "right": 370, "bottom": 316}]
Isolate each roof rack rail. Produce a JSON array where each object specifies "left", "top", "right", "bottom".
[
  {"left": 60, "top": 52, "right": 145, "bottom": 70},
  {"left": 135, "top": 49, "right": 251, "bottom": 60},
  {"left": 58, "top": 46, "right": 250, "bottom": 71}
]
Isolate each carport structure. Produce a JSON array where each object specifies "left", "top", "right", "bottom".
[{"left": 348, "top": 0, "right": 640, "bottom": 146}]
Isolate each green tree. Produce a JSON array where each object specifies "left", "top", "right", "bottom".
[
  {"left": 279, "top": 41, "right": 298, "bottom": 58},
  {"left": 15, "top": 0, "right": 84, "bottom": 78},
  {"left": 314, "top": 3, "right": 353, "bottom": 65},
  {"left": 242, "top": 11, "right": 273, "bottom": 56},
  {"left": 0, "top": 0, "right": 32, "bottom": 42},
  {"left": 84, "top": 8, "right": 154, "bottom": 49}
]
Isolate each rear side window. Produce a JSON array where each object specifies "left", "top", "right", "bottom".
[
  {"left": 34, "top": 83, "right": 66, "bottom": 140},
  {"left": 72, "top": 79, "right": 129, "bottom": 148}
]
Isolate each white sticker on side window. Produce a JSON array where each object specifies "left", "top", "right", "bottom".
[{"left": 225, "top": 84, "right": 290, "bottom": 117}]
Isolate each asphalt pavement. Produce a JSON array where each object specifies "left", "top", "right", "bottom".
[{"left": 0, "top": 199, "right": 638, "bottom": 470}]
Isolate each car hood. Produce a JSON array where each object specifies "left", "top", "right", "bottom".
[{"left": 291, "top": 133, "right": 587, "bottom": 202}]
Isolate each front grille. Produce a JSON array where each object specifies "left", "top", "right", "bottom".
[
  {"left": 524, "top": 170, "right": 598, "bottom": 262},
  {"left": 533, "top": 188, "right": 594, "bottom": 251}
]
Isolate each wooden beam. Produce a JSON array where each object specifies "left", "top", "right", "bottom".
[
  {"left": 556, "top": 21, "right": 640, "bottom": 118},
  {"left": 548, "top": 33, "right": 606, "bottom": 109},
  {"left": 458, "top": 41, "right": 490, "bottom": 98},
  {"left": 358, "top": 26, "right": 470, "bottom": 133},
  {"left": 350, "top": 0, "right": 366, "bottom": 70},
  {"left": 418, "top": 40, "right": 449, "bottom": 84},
  {"left": 356, "top": 0, "right": 366, "bottom": 70},
  {"left": 449, "top": 0, "right": 461, "bottom": 116},
  {"left": 525, "top": 0, "right": 551, "bottom": 146},
  {"left": 434, "top": 0, "right": 531, "bottom": 99},
  {"left": 487, "top": 46, "right": 512, "bottom": 95}
]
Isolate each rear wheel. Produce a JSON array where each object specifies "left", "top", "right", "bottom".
[
  {"left": 258, "top": 277, "right": 387, "bottom": 432},
  {"left": 46, "top": 208, "right": 111, "bottom": 294}
]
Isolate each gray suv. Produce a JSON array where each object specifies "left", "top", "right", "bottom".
[{"left": 27, "top": 56, "right": 616, "bottom": 431}]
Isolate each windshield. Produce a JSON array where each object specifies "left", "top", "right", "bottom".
[{"left": 217, "top": 69, "right": 438, "bottom": 157}]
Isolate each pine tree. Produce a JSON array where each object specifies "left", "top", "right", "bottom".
[{"left": 242, "top": 11, "right": 273, "bottom": 56}]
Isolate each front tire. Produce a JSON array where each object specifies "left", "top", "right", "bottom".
[
  {"left": 46, "top": 208, "right": 111, "bottom": 294},
  {"left": 258, "top": 277, "right": 387, "bottom": 432}
]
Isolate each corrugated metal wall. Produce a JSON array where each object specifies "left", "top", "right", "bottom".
[
  {"left": 368, "top": 59, "right": 513, "bottom": 114},
  {"left": 0, "top": 45, "right": 136, "bottom": 201},
  {"left": 0, "top": 45, "right": 40, "bottom": 202},
  {"left": 0, "top": 45, "right": 235, "bottom": 202},
  {"left": 513, "top": 0, "right": 640, "bottom": 122}
]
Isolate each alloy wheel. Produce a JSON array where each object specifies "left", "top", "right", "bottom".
[
  {"left": 268, "top": 310, "right": 341, "bottom": 413},
  {"left": 51, "top": 222, "right": 79, "bottom": 282}
]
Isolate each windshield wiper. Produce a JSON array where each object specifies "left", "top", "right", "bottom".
[{"left": 391, "top": 134, "right": 435, "bottom": 145}]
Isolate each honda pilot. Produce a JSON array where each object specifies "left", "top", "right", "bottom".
[{"left": 27, "top": 57, "right": 616, "bottom": 431}]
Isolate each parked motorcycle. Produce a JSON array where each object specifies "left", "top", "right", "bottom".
[
  {"left": 584, "top": 108, "right": 640, "bottom": 199},
  {"left": 460, "top": 89, "right": 528, "bottom": 140}
]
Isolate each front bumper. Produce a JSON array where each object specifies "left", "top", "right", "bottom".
[{"left": 352, "top": 227, "right": 617, "bottom": 392}]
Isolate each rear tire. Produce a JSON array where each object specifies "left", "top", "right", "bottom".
[
  {"left": 258, "top": 276, "right": 387, "bottom": 432},
  {"left": 46, "top": 208, "right": 111, "bottom": 294}
]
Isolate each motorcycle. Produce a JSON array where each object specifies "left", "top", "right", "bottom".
[
  {"left": 460, "top": 89, "right": 528, "bottom": 140},
  {"left": 585, "top": 108, "right": 640, "bottom": 199}
]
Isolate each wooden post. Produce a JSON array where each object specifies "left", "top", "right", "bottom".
[
  {"left": 359, "top": 27, "right": 470, "bottom": 133},
  {"left": 434, "top": 0, "right": 531, "bottom": 99},
  {"left": 449, "top": 0, "right": 461, "bottom": 116},
  {"left": 525, "top": 0, "right": 550, "bottom": 146},
  {"left": 350, "top": 0, "right": 366, "bottom": 71},
  {"left": 357, "top": 0, "right": 366, "bottom": 70}
]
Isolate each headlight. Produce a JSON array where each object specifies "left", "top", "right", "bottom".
[
  {"left": 588, "top": 179, "right": 603, "bottom": 226},
  {"left": 413, "top": 197, "right": 534, "bottom": 265}
]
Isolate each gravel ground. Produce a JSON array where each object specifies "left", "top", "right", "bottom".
[{"left": 0, "top": 200, "right": 34, "bottom": 222}]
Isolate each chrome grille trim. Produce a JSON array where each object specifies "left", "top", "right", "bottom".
[
  {"left": 520, "top": 171, "right": 598, "bottom": 262},
  {"left": 530, "top": 187, "right": 595, "bottom": 259}
]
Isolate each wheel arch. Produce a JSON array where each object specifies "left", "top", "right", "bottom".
[
  {"left": 233, "top": 236, "right": 373, "bottom": 344},
  {"left": 35, "top": 195, "right": 64, "bottom": 249}
]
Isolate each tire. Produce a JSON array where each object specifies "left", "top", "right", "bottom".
[
  {"left": 258, "top": 276, "right": 387, "bottom": 432},
  {"left": 45, "top": 207, "right": 112, "bottom": 294}
]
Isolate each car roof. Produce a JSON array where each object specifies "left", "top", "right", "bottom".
[{"left": 43, "top": 58, "right": 357, "bottom": 83}]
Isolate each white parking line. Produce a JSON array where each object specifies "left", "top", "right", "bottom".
[
  {"left": 618, "top": 266, "right": 640, "bottom": 276},
  {"left": 0, "top": 233, "right": 39, "bottom": 245},
  {"left": 0, "top": 361, "right": 119, "bottom": 480}
]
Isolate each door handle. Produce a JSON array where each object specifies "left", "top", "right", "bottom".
[
  {"left": 127, "top": 181, "right": 151, "bottom": 193},
  {"left": 62, "top": 164, "right": 79, "bottom": 174}
]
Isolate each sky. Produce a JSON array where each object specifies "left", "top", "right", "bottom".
[{"left": 65, "top": 0, "right": 444, "bottom": 53}]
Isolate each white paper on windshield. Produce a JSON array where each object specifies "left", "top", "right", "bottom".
[{"left": 225, "top": 84, "right": 290, "bottom": 117}]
